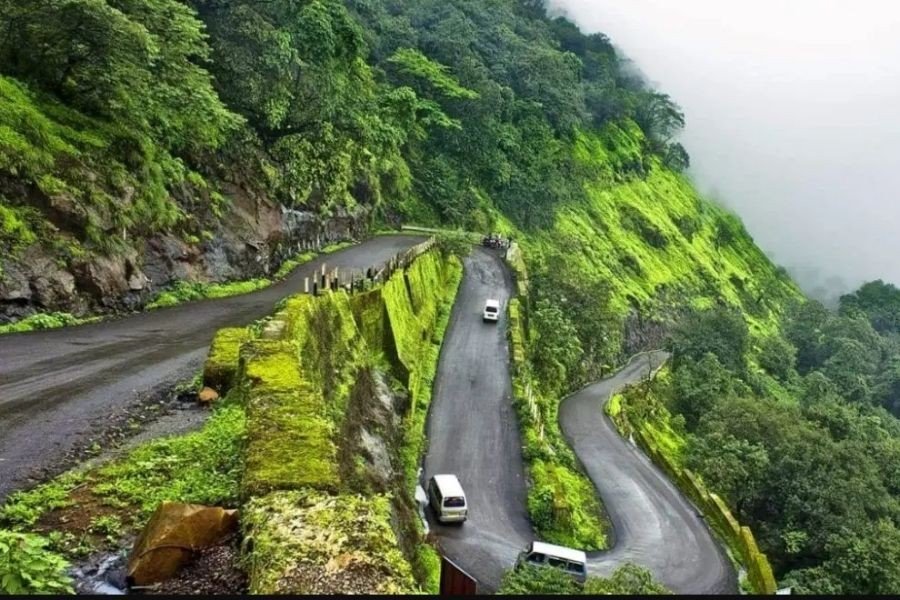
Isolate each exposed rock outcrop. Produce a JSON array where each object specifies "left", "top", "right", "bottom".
[{"left": 0, "top": 181, "right": 370, "bottom": 323}]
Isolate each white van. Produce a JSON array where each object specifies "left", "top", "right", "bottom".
[
  {"left": 516, "top": 541, "right": 588, "bottom": 584},
  {"left": 427, "top": 474, "right": 468, "bottom": 523},
  {"left": 483, "top": 299, "right": 500, "bottom": 322}
]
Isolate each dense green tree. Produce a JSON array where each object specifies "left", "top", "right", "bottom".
[
  {"left": 671, "top": 353, "right": 740, "bottom": 430},
  {"left": 840, "top": 279, "right": 900, "bottom": 335},
  {"left": 0, "top": 0, "right": 239, "bottom": 151},
  {"left": 757, "top": 335, "right": 797, "bottom": 382},
  {"left": 784, "top": 300, "right": 830, "bottom": 373},
  {"left": 821, "top": 338, "right": 876, "bottom": 403},
  {"left": 669, "top": 306, "right": 750, "bottom": 374},
  {"left": 531, "top": 253, "right": 623, "bottom": 380},
  {"left": 686, "top": 431, "right": 769, "bottom": 514},
  {"left": 530, "top": 298, "right": 583, "bottom": 395}
]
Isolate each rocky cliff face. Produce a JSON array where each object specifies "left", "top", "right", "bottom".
[{"left": 0, "top": 180, "right": 370, "bottom": 323}]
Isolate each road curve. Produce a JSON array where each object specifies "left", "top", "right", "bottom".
[
  {"left": 0, "top": 234, "right": 424, "bottom": 502},
  {"left": 426, "top": 250, "right": 736, "bottom": 593},
  {"left": 561, "top": 352, "right": 738, "bottom": 594}
]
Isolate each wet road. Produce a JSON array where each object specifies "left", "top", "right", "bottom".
[
  {"left": 0, "top": 235, "right": 424, "bottom": 501},
  {"left": 425, "top": 249, "right": 736, "bottom": 593}
]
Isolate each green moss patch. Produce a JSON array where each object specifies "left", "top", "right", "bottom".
[
  {"left": 0, "top": 312, "right": 100, "bottom": 335},
  {"left": 147, "top": 278, "right": 272, "bottom": 310},
  {"left": 240, "top": 340, "right": 339, "bottom": 496},
  {"left": 203, "top": 327, "right": 253, "bottom": 392},
  {"left": 242, "top": 490, "right": 419, "bottom": 595}
]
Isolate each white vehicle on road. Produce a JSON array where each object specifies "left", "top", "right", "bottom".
[
  {"left": 516, "top": 541, "right": 588, "bottom": 584},
  {"left": 483, "top": 298, "right": 501, "bottom": 322},
  {"left": 428, "top": 474, "right": 468, "bottom": 523}
]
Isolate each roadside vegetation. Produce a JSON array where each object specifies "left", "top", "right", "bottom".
[
  {"left": 142, "top": 241, "right": 358, "bottom": 310},
  {"left": 0, "top": 397, "right": 246, "bottom": 557},
  {"left": 497, "top": 562, "right": 669, "bottom": 595},
  {"left": 0, "top": 312, "right": 100, "bottom": 335},
  {"left": 0, "top": 248, "right": 458, "bottom": 595},
  {"left": 0, "top": 241, "right": 352, "bottom": 335}
]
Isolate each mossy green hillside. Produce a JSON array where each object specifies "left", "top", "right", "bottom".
[
  {"left": 521, "top": 126, "right": 802, "bottom": 341},
  {"left": 0, "top": 74, "right": 208, "bottom": 254},
  {"left": 382, "top": 251, "right": 464, "bottom": 489}
]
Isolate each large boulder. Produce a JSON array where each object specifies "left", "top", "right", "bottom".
[{"left": 127, "top": 502, "right": 238, "bottom": 587}]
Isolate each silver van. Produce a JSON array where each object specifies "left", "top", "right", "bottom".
[
  {"left": 516, "top": 541, "right": 588, "bottom": 584},
  {"left": 427, "top": 474, "right": 468, "bottom": 523}
]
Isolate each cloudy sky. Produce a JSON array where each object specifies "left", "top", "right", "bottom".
[{"left": 548, "top": 0, "right": 900, "bottom": 299}]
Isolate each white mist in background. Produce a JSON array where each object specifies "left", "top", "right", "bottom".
[{"left": 549, "top": 0, "right": 900, "bottom": 301}]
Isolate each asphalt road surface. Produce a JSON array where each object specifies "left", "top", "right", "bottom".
[
  {"left": 0, "top": 234, "right": 424, "bottom": 501},
  {"left": 561, "top": 352, "right": 737, "bottom": 594},
  {"left": 425, "top": 249, "right": 737, "bottom": 594},
  {"left": 424, "top": 248, "right": 532, "bottom": 591}
]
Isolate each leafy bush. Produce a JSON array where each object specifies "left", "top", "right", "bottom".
[
  {"left": 0, "top": 530, "right": 73, "bottom": 595},
  {"left": 147, "top": 278, "right": 271, "bottom": 309},
  {"left": 498, "top": 563, "right": 670, "bottom": 595},
  {"left": 583, "top": 563, "right": 671, "bottom": 595},
  {"left": 498, "top": 563, "right": 580, "bottom": 595},
  {"left": 0, "top": 312, "right": 96, "bottom": 335},
  {"left": 434, "top": 231, "right": 472, "bottom": 259}
]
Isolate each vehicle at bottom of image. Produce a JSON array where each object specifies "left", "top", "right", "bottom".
[
  {"left": 483, "top": 298, "right": 500, "bottom": 322},
  {"left": 427, "top": 473, "right": 468, "bottom": 523},
  {"left": 515, "top": 541, "right": 588, "bottom": 584}
]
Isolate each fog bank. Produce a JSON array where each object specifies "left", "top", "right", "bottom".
[{"left": 549, "top": 0, "right": 900, "bottom": 300}]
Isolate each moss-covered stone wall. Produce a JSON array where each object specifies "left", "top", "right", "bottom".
[{"left": 201, "top": 247, "right": 462, "bottom": 594}]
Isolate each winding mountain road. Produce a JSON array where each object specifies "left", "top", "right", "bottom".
[
  {"left": 425, "top": 248, "right": 737, "bottom": 593},
  {"left": 2, "top": 236, "right": 738, "bottom": 594},
  {"left": 0, "top": 234, "right": 424, "bottom": 501}
]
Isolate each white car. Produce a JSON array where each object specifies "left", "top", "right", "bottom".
[
  {"left": 427, "top": 474, "right": 468, "bottom": 523},
  {"left": 483, "top": 299, "right": 500, "bottom": 322}
]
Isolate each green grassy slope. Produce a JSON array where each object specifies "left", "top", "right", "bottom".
[{"left": 523, "top": 126, "right": 801, "bottom": 339}]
